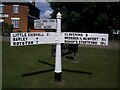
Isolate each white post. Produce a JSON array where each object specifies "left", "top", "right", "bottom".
[{"left": 54, "top": 12, "right": 62, "bottom": 82}]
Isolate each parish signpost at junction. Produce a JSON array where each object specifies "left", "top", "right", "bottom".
[{"left": 10, "top": 12, "right": 109, "bottom": 82}]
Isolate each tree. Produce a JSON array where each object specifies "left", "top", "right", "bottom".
[
  {"left": 4, "top": 22, "right": 13, "bottom": 36},
  {"left": 49, "top": 2, "right": 120, "bottom": 34}
]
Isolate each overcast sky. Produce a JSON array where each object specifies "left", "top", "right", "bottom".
[{"left": 36, "top": 1, "right": 53, "bottom": 19}]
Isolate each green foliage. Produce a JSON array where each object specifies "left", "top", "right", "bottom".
[
  {"left": 97, "top": 12, "right": 109, "bottom": 24},
  {"left": 4, "top": 22, "right": 13, "bottom": 35},
  {"left": 4, "top": 23, "right": 9, "bottom": 31},
  {"left": 49, "top": 2, "right": 120, "bottom": 33}
]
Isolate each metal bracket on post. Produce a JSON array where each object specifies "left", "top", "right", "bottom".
[{"left": 54, "top": 12, "right": 62, "bottom": 82}]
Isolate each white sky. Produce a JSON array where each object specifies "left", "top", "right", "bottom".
[
  {"left": 35, "top": 1, "right": 53, "bottom": 19},
  {"left": 28, "top": 0, "right": 53, "bottom": 19}
]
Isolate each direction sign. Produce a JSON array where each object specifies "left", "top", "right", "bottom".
[
  {"left": 11, "top": 32, "right": 108, "bottom": 46},
  {"left": 63, "top": 32, "right": 108, "bottom": 45},
  {"left": 34, "top": 19, "right": 57, "bottom": 29},
  {"left": 10, "top": 32, "right": 64, "bottom": 46}
]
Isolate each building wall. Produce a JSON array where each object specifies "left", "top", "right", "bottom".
[
  {"left": 3, "top": 3, "right": 43, "bottom": 33},
  {"left": 4, "top": 4, "right": 28, "bottom": 32},
  {"left": 19, "top": 4, "right": 28, "bottom": 32}
]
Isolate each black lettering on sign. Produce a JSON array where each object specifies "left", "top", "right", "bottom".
[
  {"left": 13, "top": 42, "right": 16, "bottom": 45},
  {"left": 93, "top": 41, "right": 97, "bottom": 45},
  {"left": 44, "top": 26, "right": 46, "bottom": 28},
  {"left": 47, "top": 33, "right": 50, "bottom": 36},
  {"left": 65, "top": 40, "right": 67, "bottom": 43},
  {"left": 85, "top": 37, "right": 98, "bottom": 41},
  {"left": 86, "top": 34, "right": 88, "bottom": 37},
  {"left": 36, "top": 41, "right": 38, "bottom": 44},
  {"left": 65, "top": 37, "right": 68, "bottom": 39},
  {"left": 101, "top": 38, "right": 106, "bottom": 41},
  {"left": 22, "top": 42, "right": 24, "bottom": 45},
  {"left": 13, "top": 38, "right": 15, "bottom": 41},
  {"left": 72, "top": 41, "right": 75, "bottom": 44},
  {"left": 81, "top": 33, "right": 83, "bottom": 36},
  {"left": 13, "top": 37, "right": 28, "bottom": 41},
  {"left": 36, "top": 37, "right": 38, "bottom": 44},
  {"left": 64, "top": 37, "right": 79, "bottom": 40},
  {"left": 14, "top": 38, "right": 17, "bottom": 41},
  {"left": 31, "top": 41, "right": 33, "bottom": 45},
  {"left": 17, "top": 42, "right": 19, "bottom": 45},
  {"left": 36, "top": 37, "right": 38, "bottom": 40},
  {"left": 79, "top": 41, "right": 82, "bottom": 44},
  {"left": 25, "top": 41, "right": 27, "bottom": 45},
  {"left": 49, "top": 19, "right": 55, "bottom": 22},
  {"left": 87, "top": 38, "right": 91, "bottom": 40},
  {"left": 64, "top": 40, "right": 78, "bottom": 44},
  {"left": 96, "top": 38, "right": 98, "bottom": 41},
  {"left": 100, "top": 42, "right": 106, "bottom": 45},
  {"left": 28, "top": 41, "right": 31, "bottom": 45},
  {"left": 69, "top": 33, "right": 73, "bottom": 36},
  {"left": 20, "top": 33, "right": 27, "bottom": 37},
  {"left": 87, "top": 41, "right": 90, "bottom": 44},
  {"left": 18, "top": 37, "right": 21, "bottom": 41},
  {"left": 13, "top": 34, "right": 15, "bottom": 37},
  {"left": 64, "top": 33, "right": 68, "bottom": 36},
  {"left": 21, "top": 42, "right": 24, "bottom": 45},
  {"left": 83, "top": 38, "right": 86, "bottom": 40},
  {"left": 47, "top": 25, "right": 51, "bottom": 28},
  {"left": 24, "top": 38, "right": 27, "bottom": 41},
  {"left": 79, "top": 37, "right": 82, "bottom": 40},
  {"left": 75, "top": 41, "right": 78, "bottom": 44},
  {"left": 43, "top": 20, "right": 47, "bottom": 22}
]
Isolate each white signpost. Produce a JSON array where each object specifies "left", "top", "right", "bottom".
[
  {"left": 11, "top": 32, "right": 108, "bottom": 46},
  {"left": 63, "top": 32, "right": 108, "bottom": 45},
  {"left": 10, "top": 12, "right": 109, "bottom": 82},
  {"left": 34, "top": 19, "right": 57, "bottom": 29},
  {"left": 10, "top": 32, "right": 64, "bottom": 46}
]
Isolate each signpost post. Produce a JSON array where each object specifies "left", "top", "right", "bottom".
[
  {"left": 10, "top": 12, "right": 109, "bottom": 82},
  {"left": 54, "top": 12, "right": 62, "bottom": 81}
]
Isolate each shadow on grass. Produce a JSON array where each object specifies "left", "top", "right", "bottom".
[
  {"left": 22, "top": 60, "right": 92, "bottom": 77},
  {"left": 38, "top": 60, "right": 54, "bottom": 67},
  {"left": 22, "top": 69, "right": 54, "bottom": 77},
  {"left": 63, "top": 69, "right": 92, "bottom": 75}
]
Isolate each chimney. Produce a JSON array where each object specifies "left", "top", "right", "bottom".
[{"left": 32, "top": 0, "right": 35, "bottom": 6}]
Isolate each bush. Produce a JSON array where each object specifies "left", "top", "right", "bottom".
[{"left": 4, "top": 23, "right": 13, "bottom": 36}]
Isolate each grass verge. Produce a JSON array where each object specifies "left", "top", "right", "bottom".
[{"left": 2, "top": 41, "right": 118, "bottom": 88}]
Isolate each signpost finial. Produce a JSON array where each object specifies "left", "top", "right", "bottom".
[{"left": 57, "top": 12, "right": 62, "bottom": 19}]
